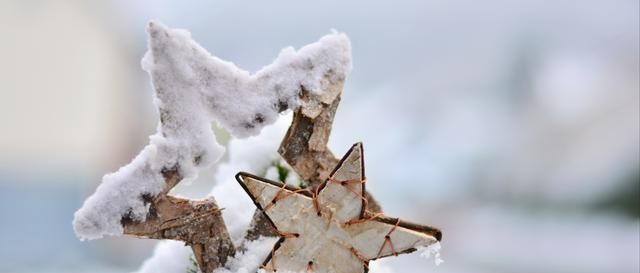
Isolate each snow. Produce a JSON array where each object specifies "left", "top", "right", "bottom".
[
  {"left": 133, "top": 116, "right": 408, "bottom": 273},
  {"left": 72, "top": 21, "right": 351, "bottom": 240},
  {"left": 368, "top": 261, "right": 396, "bottom": 273},
  {"left": 136, "top": 237, "right": 281, "bottom": 273},
  {"left": 134, "top": 240, "right": 193, "bottom": 273},
  {"left": 418, "top": 242, "right": 444, "bottom": 266},
  {"left": 142, "top": 21, "right": 351, "bottom": 139},
  {"left": 210, "top": 115, "right": 293, "bottom": 244},
  {"left": 74, "top": 18, "right": 420, "bottom": 273},
  {"left": 215, "top": 236, "right": 280, "bottom": 273},
  {"left": 264, "top": 166, "right": 280, "bottom": 181},
  {"left": 73, "top": 144, "right": 166, "bottom": 240},
  {"left": 134, "top": 117, "right": 287, "bottom": 273}
]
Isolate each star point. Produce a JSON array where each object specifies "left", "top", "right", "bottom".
[{"left": 236, "top": 143, "right": 441, "bottom": 273}]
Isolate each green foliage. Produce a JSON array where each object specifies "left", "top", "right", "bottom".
[
  {"left": 274, "top": 160, "right": 290, "bottom": 182},
  {"left": 273, "top": 160, "right": 307, "bottom": 188},
  {"left": 186, "top": 255, "right": 199, "bottom": 273}
]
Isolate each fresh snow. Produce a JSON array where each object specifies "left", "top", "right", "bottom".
[
  {"left": 135, "top": 116, "right": 287, "bottom": 273},
  {"left": 72, "top": 20, "right": 351, "bottom": 240},
  {"left": 134, "top": 240, "right": 193, "bottom": 273},
  {"left": 210, "top": 115, "right": 293, "bottom": 245},
  {"left": 418, "top": 242, "right": 444, "bottom": 266},
  {"left": 215, "top": 236, "right": 280, "bottom": 273},
  {"left": 75, "top": 19, "right": 433, "bottom": 273},
  {"left": 134, "top": 117, "right": 427, "bottom": 273}
]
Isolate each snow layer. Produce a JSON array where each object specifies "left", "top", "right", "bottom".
[
  {"left": 210, "top": 115, "right": 293, "bottom": 245},
  {"left": 418, "top": 241, "right": 444, "bottom": 266},
  {"left": 73, "top": 20, "right": 351, "bottom": 240},
  {"left": 134, "top": 117, "right": 288, "bottom": 273},
  {"left": 133, "top": 118, "right": 409, "bottom": 273},
  {"left": 135, "top": 240, "right": 193, "bottom": 273},
  {"left": 216, "top": 236, "right": 280, "bottom": 273}
]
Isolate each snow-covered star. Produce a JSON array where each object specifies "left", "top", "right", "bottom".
[{"left": 236, "top": 143, "right": 442, "bottom": 273}]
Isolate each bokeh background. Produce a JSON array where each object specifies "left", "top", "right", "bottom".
[{"left": 1, "top": 0, "right": 638, "bottom": 272}]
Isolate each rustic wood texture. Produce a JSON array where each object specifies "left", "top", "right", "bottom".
[
  {"left": 121, "top": 168, "right": 236, "bottom": 273},
  {"left": 245, "top": 78, "right": 382, "bottom": 242},
  {"left": 122, "top": 76, "right": 386, "bottom": 273},
  {"left": 235, "top": 143, "right": 441, "bottom": 273}
]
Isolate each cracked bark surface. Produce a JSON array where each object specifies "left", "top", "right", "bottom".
[
  {"left": 235, "top": 143, "right": 441, "bottom": 273},
  {"left": 244, "top": 78, "right": 382, "bottom": 242},
  {"left": 122, "top": 169, "right": 236, "bottom": 273},
  {"left": 121, "top": 76, "right": 382, "bottom": 273}
]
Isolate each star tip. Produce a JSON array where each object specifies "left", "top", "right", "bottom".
[
  {"left": 354, "top": 143, "right": 364, "bottom": 156},
  {"left": 434, "top": 230, "right": 443, "bottom": 242},
  {"left": 235, "top": 172, "right": 249, "bottom": 183}
]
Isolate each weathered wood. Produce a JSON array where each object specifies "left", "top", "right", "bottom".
[
  {"left": 244, "top": 78, "right": 382, "bottom": 242},
  {"left": 279, "top": 96, "right": 341, "bottom": 187},
  {"left": 123, "top": 169, "right": 236, "bottom": 272},
  {"left": 126, "top": 76, "right": 386, "bottom": 272},
  {"left": 235, "top": 143, "right": 441, "bottom": 273},
  {"left": 244, "top": 209, "right": 278, "bottom": 241}
]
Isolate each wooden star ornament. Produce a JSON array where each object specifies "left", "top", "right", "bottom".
[{"left": 236, "top": 143, "right": 442, "bottom": 273}]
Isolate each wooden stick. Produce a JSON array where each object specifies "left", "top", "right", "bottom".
[{"left": 122, "top": 165, "right": 236, "bottom": 273}]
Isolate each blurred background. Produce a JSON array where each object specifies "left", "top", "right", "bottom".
[{"left": 0, "top": 0, "right": 638, "bottom": 272}]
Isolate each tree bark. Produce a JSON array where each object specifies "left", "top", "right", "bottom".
[
  {"left": 122, "top": 167, "right": 236, "bottom": 273},
  {"left": 122, "top": 77, "right": 384, "bottom": 273},
  {"left": 244, "top": 78, "right": 382, "bottom": 241}
]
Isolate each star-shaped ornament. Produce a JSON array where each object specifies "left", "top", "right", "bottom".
[{"left": 236, "top": 143, "right": 442, "bottom": 273}]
